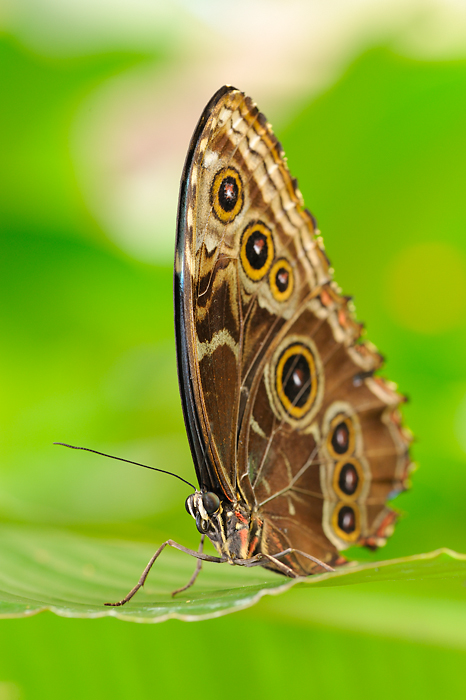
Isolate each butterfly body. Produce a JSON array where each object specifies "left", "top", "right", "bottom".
[
  {"left": 175, "top": 85, "right": 413, "bottom": 579},
  {"left": 185, "top": 491, "right": 262, "bottom": 563}
]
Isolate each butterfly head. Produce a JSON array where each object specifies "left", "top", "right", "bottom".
[
  {"left": 185, "top": 491, "right": 258, "bottom": 560},
  {"left": 185, "top": 491, "right": 221, "bottom": 535}
]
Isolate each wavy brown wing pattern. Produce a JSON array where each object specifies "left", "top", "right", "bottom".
[{"left": 175, "top": 85, "right": 413, "bottom": 574}]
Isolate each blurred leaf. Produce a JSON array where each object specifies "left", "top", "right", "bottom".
[{"left": 0, "top": 525, "right": 464, "bottom": 623}]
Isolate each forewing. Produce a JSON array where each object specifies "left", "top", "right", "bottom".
[{"left": 175, "top": 86, "right": 330, "bottom": 498}]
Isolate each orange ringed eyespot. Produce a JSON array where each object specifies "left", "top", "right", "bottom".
[
  {"left": 276, "top": 343, "right": 318, "bottom": 419},
  {"left": 327, "top": 414, "right": 355, "bottom": 459},
  {"left": 332, "top": 458, "right": 363, "bottom": 500},
  {"left": 240, "top": 221, "right": 274, "bottom": 280},
  {"left": 269, "top": 258, "right": 294, "bottom": 302},
  {"left": 332, "top": 502, "right": 360, "bottom": 542},
  {"left": 211, "top": 167, "right": 244, "bottom": 222}
]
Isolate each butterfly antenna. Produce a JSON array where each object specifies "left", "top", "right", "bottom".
[{"left": 54, "top": 442, "right": 197, "bottom": 490}]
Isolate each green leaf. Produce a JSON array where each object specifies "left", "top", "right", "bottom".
[{"left": 0, "top": 525, "right": 464, "bottom": 623}]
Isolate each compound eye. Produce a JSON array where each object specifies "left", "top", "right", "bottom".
[
  {"left": 195, "top": 513, "right": 210, "bottom": 534},
  {"left": 185, "top": 495, "right": 195, "bottom": 516},
  {"left": 203, "top": 492, "right": 220, "bottom": 514}
]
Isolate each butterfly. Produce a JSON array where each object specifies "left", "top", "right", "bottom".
[{"left": 104, "top": 85, "right": 413, "bottom": 606}]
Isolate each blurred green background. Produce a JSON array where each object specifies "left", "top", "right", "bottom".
[{"left": 1, "top": 0, "right": 466, "bottom": 697}]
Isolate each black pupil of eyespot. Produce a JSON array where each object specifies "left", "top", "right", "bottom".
[
  {"left": 245, "top": 232, "right": 268, "bottom": 269},
  {"left": 275, "top": 267, "right": 289, "bottom": 292},
  {"left": 203, "top": 492, "right": 220, "bottom": 514},
  {"left": 218, "top": 176, "right": 238, "bottom": 211},
  {"left": 338, "top": 463, "right": 359, "bottom": 496},
  {"left": 282, "top": 353, "right": 311, "bottom": 408},
  {"left": 331, "top": 421, "right": 350, "bottom": 454},
  {"left": 338, "top": 505, "right": 356, "bottom": 533}
]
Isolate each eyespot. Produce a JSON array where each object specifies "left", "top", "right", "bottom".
[
  {"left": 327, "top": 414, "right": 355, "bottom": 459},
  {"left": 202, "top": 491, "right": 220, "bottom": 514},
  {"left": 276, "top": 343, "right": 319, "bottom": 419},
  {"left": 332, "top": 458, "right": 363, "bottom": 499},
  {"left": 332, "top": 502, "right": 360, "bottom": 542},
  {"left": 269, "top": 258, "right": 294, "bottom": 302},
  {"left": 267, "top": 336, "right": 324, "bottom": 429},
  {"left": 240, "top": 221, "right": 274, "bottom": 280},
  {"left": 211, "top": 167, "right": 244, "bottom": 222}
]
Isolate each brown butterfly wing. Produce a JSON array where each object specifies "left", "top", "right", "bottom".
[
  {"left": 175, "top": 86, "right": 412, "bottom": 568},
  {"left": 240, "top": 288, "right": 412, "bottom": 573},
  {"left": 176, "top": 86, "right": 327, "bottom": 499}
]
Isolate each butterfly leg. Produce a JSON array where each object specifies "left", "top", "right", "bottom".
[
  {"left": 171, "top": 535, "right": 205, "bottom": 597},
  {"left": 104, "top": 539, "right": 225, "bottom": 607},
  {"left": 236, "top": 549, "right": 335, "bottom": 577},
  {"left": 273, "top": 548, "right": 335, "bottom": 573},
  {"left": 236, "top": 553, "right": 298, "bottom": 577}
]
